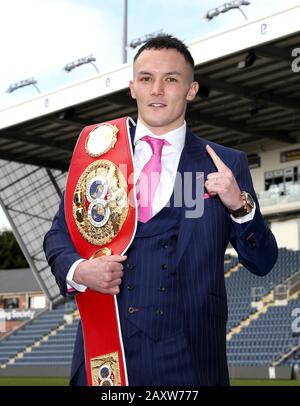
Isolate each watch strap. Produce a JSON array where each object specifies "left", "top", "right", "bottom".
[{"left": 230, "top": 192, "right": 253, "bottom": 218}]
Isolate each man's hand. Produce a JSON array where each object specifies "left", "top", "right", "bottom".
[
  {"left": 73, "top": 255, "right": 127, "bottom": 295},
  {"left": 205, "top": 144, "right": 243, "bottom": 211}
]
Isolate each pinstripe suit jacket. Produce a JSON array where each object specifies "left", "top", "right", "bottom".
[{"left": 43, "top": 126, "right": 278, "bottom": 385}]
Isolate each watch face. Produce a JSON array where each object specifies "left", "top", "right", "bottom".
[{"left": 245, "top": 192, "right": 255, "bottom": 208}]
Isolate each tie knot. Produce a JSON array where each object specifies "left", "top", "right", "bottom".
[{"left": 141, "top": 135, "right": 170, "bottom": 156}]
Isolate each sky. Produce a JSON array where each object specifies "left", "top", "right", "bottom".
[{"left": 0, "top": 0, "right": 300, "bottom": 229}]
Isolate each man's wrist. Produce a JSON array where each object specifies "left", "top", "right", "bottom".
[
  {"left": 229, "top": 191, "right": 255, "bottom": 218},
  {"left": 73, "top": 261, "right": 86, "bottom": 285},
  {"left": 230, "top": 203, "right": 256, "bottom": 224},
  {"left": 66, "top": 259, "right": 87, "bottom": 293}
]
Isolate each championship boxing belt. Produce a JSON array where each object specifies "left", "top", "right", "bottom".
[{"left": 64, "top": 117, "right": 137, "bottom": 386}]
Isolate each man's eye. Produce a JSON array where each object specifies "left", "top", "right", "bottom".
[
  {"left": 140, "top": 77, "right": 151, "bottom": 82},
  {"left": 166, "top": 77, "right": 177, "bottom": 82}
]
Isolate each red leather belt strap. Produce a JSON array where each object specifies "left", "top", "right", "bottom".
[{"left": 65, "top": 116, "right": 137, "bottom": 386}]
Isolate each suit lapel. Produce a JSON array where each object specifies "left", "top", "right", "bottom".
[
  {"left": 129, "top": 125, "right": 136, "bottom": 150},
  {"left": 129, "top": 123, "right": 212, "bottom": 263},
  {"left": 176, "top": 128, "right": 211, "bottom": 264}
]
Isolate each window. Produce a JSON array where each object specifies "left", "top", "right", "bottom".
[
  {"left": 29, "top": 295, "right": 46, "bottom": 309},
  {"left": 4, "top": 297, "right": 19, "bottom": 309}
]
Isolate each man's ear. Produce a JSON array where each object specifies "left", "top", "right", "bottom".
[
  {"left": 186, "top": 81, "right": 199, "bottom": 102},
  {"left": 129, "top": 80, "right": 136, "bottom": 99}
]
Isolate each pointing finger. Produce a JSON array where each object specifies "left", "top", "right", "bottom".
[{"left": 206, "top": 145, "right": 227, "bottom": 172}]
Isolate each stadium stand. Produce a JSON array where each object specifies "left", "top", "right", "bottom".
[
  {"left": 226, "top": 248, "right": 300, "bottom": 369},
  {"left": 226, "top": 248, "right": 300, "bottom": 331},
  {"left": 224, "top": 256, "right": 239, "bottom": 275},
  {"left": 284, "top": 348, "right": 300, "bottom": 367},
  {"left": 227, "top": 296, "right": 300, "bottom": 367},
  {"left": 1, "top": 249, "right": 300, "bottom": 373},
  {"left": 0, "top": 302, "right": 78, "bottom": 368},
  {"left": 12, "top": 320, "right": 79, "bottom": 367}
]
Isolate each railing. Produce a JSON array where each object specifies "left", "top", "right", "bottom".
[{"left": 257, "top": 185, "right": 300, "bottom": 216}]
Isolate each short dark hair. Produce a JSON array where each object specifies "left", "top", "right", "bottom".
[{"left": 133, "top": 34, "right": 195, "bottom": 71}]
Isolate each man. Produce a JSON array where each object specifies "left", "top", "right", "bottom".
[{"left": 43, "top": 35, "right": 278, "bottom": 386}]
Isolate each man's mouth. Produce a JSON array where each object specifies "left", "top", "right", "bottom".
[{"left": 148, "top": 103, "right": 167, "bottom": 108}]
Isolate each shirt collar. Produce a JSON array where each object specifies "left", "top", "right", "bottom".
[{"left": 134, "top": 119, "right": 186, "bottom": 153}]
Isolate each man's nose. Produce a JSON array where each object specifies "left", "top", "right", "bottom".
[{"left": 150, "top": 79, "right": 164, "bottom": 95}]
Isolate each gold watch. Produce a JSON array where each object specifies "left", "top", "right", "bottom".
[{"left": 230, "top": 191, "right": 254, "bottom": 218}]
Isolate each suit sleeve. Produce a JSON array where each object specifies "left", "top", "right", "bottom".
[
  {"left": 229, "top": 152, "right": 278, "bottom": 276},
  {"left": 43, "top": 193, "right": 83, "bottom": 296}
]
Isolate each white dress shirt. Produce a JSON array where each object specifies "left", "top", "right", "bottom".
[{"left": 66, "top": 119, "right": 255, "bottom": 292}]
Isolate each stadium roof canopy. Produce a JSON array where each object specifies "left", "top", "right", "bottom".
[
  {"left": 0, "top": 269, "right": 42, "bottom": 294},
  {"left": 0, "top": 6, "right": 300, "bottom": 172},
  {"left": 0, "top": 6, "right": 299, "bottom": 305}
]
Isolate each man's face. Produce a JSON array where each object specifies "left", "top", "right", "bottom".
[{"left": 129, "top": 48, "right": 199, "bottom": 135}]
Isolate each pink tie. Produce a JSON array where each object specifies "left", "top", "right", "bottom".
[{"left": 136, "top": 136, "right": 170, "bottom": 223}]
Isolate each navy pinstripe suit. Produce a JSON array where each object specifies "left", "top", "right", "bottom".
[{"left": 43, "top": 126, "right": 278, "bottom": 386}]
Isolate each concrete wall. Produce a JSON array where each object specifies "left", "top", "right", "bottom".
[
  {"left": 229, "top": 366, "right": 293, "bottom": 380},
  {"left": 0, "top": 366, "right": 295, "bottom": 381},
  {"left": 0, "top": 366, "right": 70, "bottom": 377},
  {"left": 271, "top": 219, "right": 300, "bottom": 251},
  {"left": 247, "top": 143, "right": 300, "bottom": 251},
  {"left": 249, "top": 142, "right": 300, "bottom": 194}
]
